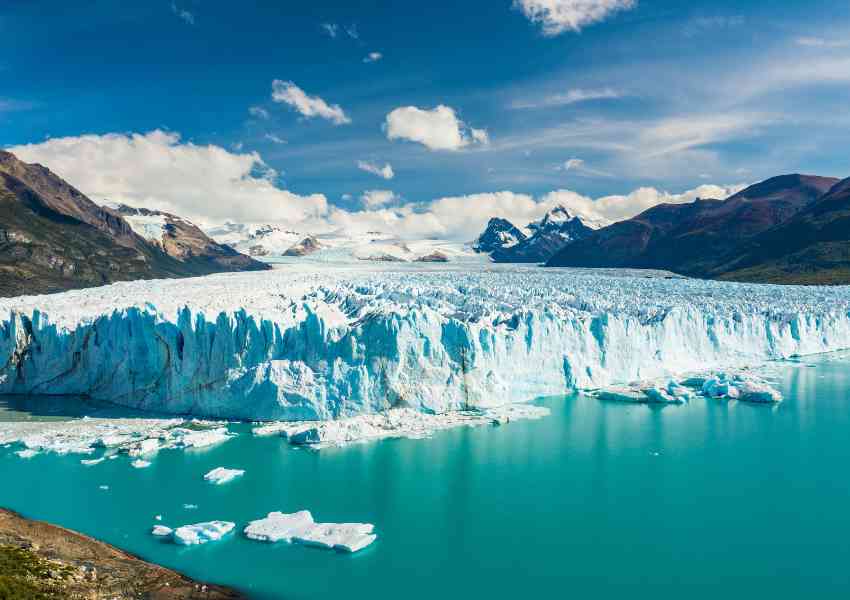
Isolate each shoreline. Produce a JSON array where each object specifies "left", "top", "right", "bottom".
[{"left": 0, "top": 507, "right": 246, "bottom": 599}]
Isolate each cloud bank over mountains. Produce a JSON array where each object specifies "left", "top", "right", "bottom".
[{"left": 9, "top": 130, "right": 743, "bottom": 241}]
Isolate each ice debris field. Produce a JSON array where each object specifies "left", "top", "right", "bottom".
[{"left": 2, "top": 266, "right": 850, "bottom": 421}]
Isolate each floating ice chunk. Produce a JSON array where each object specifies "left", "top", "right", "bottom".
[
  {"left": 295, "top": 523, "right": 377, "bottom": 553},
  {"left": 183, "top": 504, "right": 198, "bottom": 510},
  {"left": 172, "top": 521, "right": 235, "bottom": 545},
  {"left": 128, "top": 438, "right": 161, "bottom": 457},
  {"left": 263, "top": 405, "right": 551, "bottom": 449},
  {"left": 203, "top": 467, "right": 245, "bottom": 485},
  {"left": 172, "top": 427, "right": 232, "bottom": 449},
  {"left": 15, "top": 449, "right": 39, "bottom": 459},
  {"left": 151, "top": 525, "right": 173, "bottom": 537},
  {"left": 81, "top": 457, "right": 105, "bottom": 466},
  {"left": 155, "top": 515, "right": 163, "bottom": 521},
  {"left": 243, "top": 511, "right": 377, "bottom": 553},
  {"left": 701, "top": 372, "right": 782, "bottom": 403},
  {"left": 131, "top": 459, "right": 151, "bottom": 469},
  {"left": 244, "top": 511, "right": 316, "bottom": 543},
  {"left": 99, "top": 485, "right": 109, "bottom": 491}
]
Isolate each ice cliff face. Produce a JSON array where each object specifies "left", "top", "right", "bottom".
[{"left": 2, "top": 266, "right": 850, "bottom": 420}]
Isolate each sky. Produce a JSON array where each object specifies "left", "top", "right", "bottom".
[{"left": 2, "top": 0, "right": 850, "bottom": 239}]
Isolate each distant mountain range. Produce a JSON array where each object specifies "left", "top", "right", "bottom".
[
  {"left": 474, "top": 205, "right": 604, "bottom": 263},
  {"left": 0, "top": 151, "right": 267, "bottom": 297},
  {"left": 546, "top": 174, "right": 849, "bottom": 284}
]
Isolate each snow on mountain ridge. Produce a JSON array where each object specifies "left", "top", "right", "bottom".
[{"left": 3, "top": 266, "right": 850, "bottom": 421}]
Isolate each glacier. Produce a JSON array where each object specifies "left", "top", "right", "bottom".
[{"left": 2, "top": 265, "right": 850, "bottom": 421}]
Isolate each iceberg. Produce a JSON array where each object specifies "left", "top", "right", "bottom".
[
  {"left": 243, "top": 511, "right": 316, "bottom": 543},
  {"left": 203, "top": 467, "right": 245, "bottom": 485},
  {"left": 243, "top": 511, "right": 377, "bottom": 553},
  {"left": 0, "top": 418, "right": 233, "bottom": 458},
  {"left": 131, "top": 459, "right": 151, "bottom": 469},
  {"left": 151, "top": 525, "right": 173, "bottom": 537},
  {"left": 172, "top": 521, "right": 235, "bottom": 545},
  {"left": 2, "top": 267, "right": 849, "bottom": 420}
]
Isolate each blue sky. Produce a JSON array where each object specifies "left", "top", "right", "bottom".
[{"left": 3, "top": 1, "right": 850, "bottom": 237}]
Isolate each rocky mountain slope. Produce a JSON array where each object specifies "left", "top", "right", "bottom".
[
  {"left": 108, "top": 204, "right": 267, "bottom": 273},
  {"left": 546, "top": 174, "right": 839, "bottom": 279},
  {"left": 714, "top": 177, "right": 850, "bottom": 284},
  {"left": 0, "top": 151, "right": 268, "bottom": 297}
]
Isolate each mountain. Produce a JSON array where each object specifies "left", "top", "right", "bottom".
[
  {"left": 491, "top": 206, "right": 597, "bottom": 263},
  {"left": 714, "top": 177, "right": 850, "bottom": 284},
  {"left": 546, "top": 175, "right": 839, "bottom": 276},
  {"left": 108, "top": 204, "right": 268, "bottom": 273},
  {"left": 283, "top": 236, "right": 324, "bottom": 257},
  {"left": 205, "top": 222, "right": 303, "bottom": 257},
  {"left": 0, "top": 151, "right": 268, "bottom": 297},
  {"left": 473, "top": 218, "right": 528, "bottom": 254}
]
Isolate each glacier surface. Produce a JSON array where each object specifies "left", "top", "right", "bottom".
[{"left": 2, "top": 265, "right": 850, "bottom": 421}]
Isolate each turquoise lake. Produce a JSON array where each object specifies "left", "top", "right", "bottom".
[{"left": 2, "top": 356, "right": 850, "bottom": 599}]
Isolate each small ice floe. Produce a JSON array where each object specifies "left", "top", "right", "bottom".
[
  {"left": 15, "top": 449, "right": 39, "bottom": 459},
  {"left": 131, "top": 459, "right": 151, "bottom": 469},
  {"left": 596, "top": 379, "right": 693, "bottom": 404},
  {"left": 80, "top": 457, "right": 105, "bottom": 466},
  {"left": 701, "top": 372, "right": 783, "bottom": 403},
  {"left": 253, "top": 406, "right": 550, "bottom": 449},
  {"left": 183, "top": 504, "right": 198, "bottom": 510},
  {"left": 244, "top": 511, "right": 376, "bottom": 553},
  {"left": 203, "top": 467, "right": 245, "bottom": 485},
  {"left": 0, "top": 418, "right": 234, "bottom": 460},
  {"left": 99, "top": 485, "right": 109, "bottom": 491},
  {"left": 172, "top": 521, "right": 235, "bottom": 545},
  {"left": 155, "top": 515, "right": 163, "bottom": 521},
  {"left": 151, "top": 525, "right": 173, "bottom": 537}
]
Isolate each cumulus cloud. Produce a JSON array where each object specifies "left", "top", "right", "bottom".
[
  {"left": 323, "top": 183, "right": 743, "bottom": 242},
  {"left": 385, "top": 105, "right": 488, "bottom": 151},
  {"left": 360, "top": 190, "right": 398, "bottom": 208},
  {"left": 363, "top": 52, "right": 383, "bottom": 63},
  {"left": 357, "top": 160, "right": 394, "bottom": 180},
  {"left": 513, "top": 0, "right": 636, "bottom": 35},
  {"left": 511, "top": 87, "right": 621, "bottom": 109},
  {"left": 248, "top": 106, "right": 270, "bottom": 119},
  {"left": 7, "top": 130, "right": 327, "bottom": 226},
  {"left": 271, "top": 80, "right": 351, "bottom": 125}
]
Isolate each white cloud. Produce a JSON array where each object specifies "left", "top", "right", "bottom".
[
  {"left": 249, "top": 106, "right": 269, "bottom": 119},
  {"left": 364, "top": 52, "right": 383, "bottom": 63},
  {"left": 264, "top": 133, "right": 287, "bottom": 144},
  {"left": 795, "top": 36, "right": 850, "bottom": 48},
  {"left": 511, "top": 87, "right": 621, "bottom": 109},
  {"left": 556, "top": 157, "right": 612, "bottom": 177},
  {"left": 513, "top": 0, "right": 636, "bottom": 35},
  {"left": 357, "top": 160, "right": 394, "bottom": 180},
  {"left": 7, "top": 130, "right": 328, "bottom": 226},
  {"left": 345, "top": 24, "right": 359, "bottom": 39},
  {"left": 170, "top": 2, "right": 195, "bottom": 25},
  {"left": 683, "top": 15, "right": 745, "bottom": 37},
  {"left": 320, "top": 23, "right": 339, "bottom": 38},
  {"left": 638, "top": 113, "right": 767, "bottom": 157},
  {"left": 360, "top": 190, "right": 398, "bottom": 208},
  {"left": 271, "top": 80, "right": 351, "bottom": 125},
  {"left": 324, "top": 183, "right": 743, "bottom": 242},
  {"left": 385, "top": 105, "right": 488, "bottom": 151}
]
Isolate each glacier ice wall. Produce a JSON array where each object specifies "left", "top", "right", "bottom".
[{"left": 2, "top": 267, "right": 850, "bottom": 420}]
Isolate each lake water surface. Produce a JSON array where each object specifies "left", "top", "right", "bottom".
[{"left": 2, "top": 356, "right": 850, "bottom": 599}]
